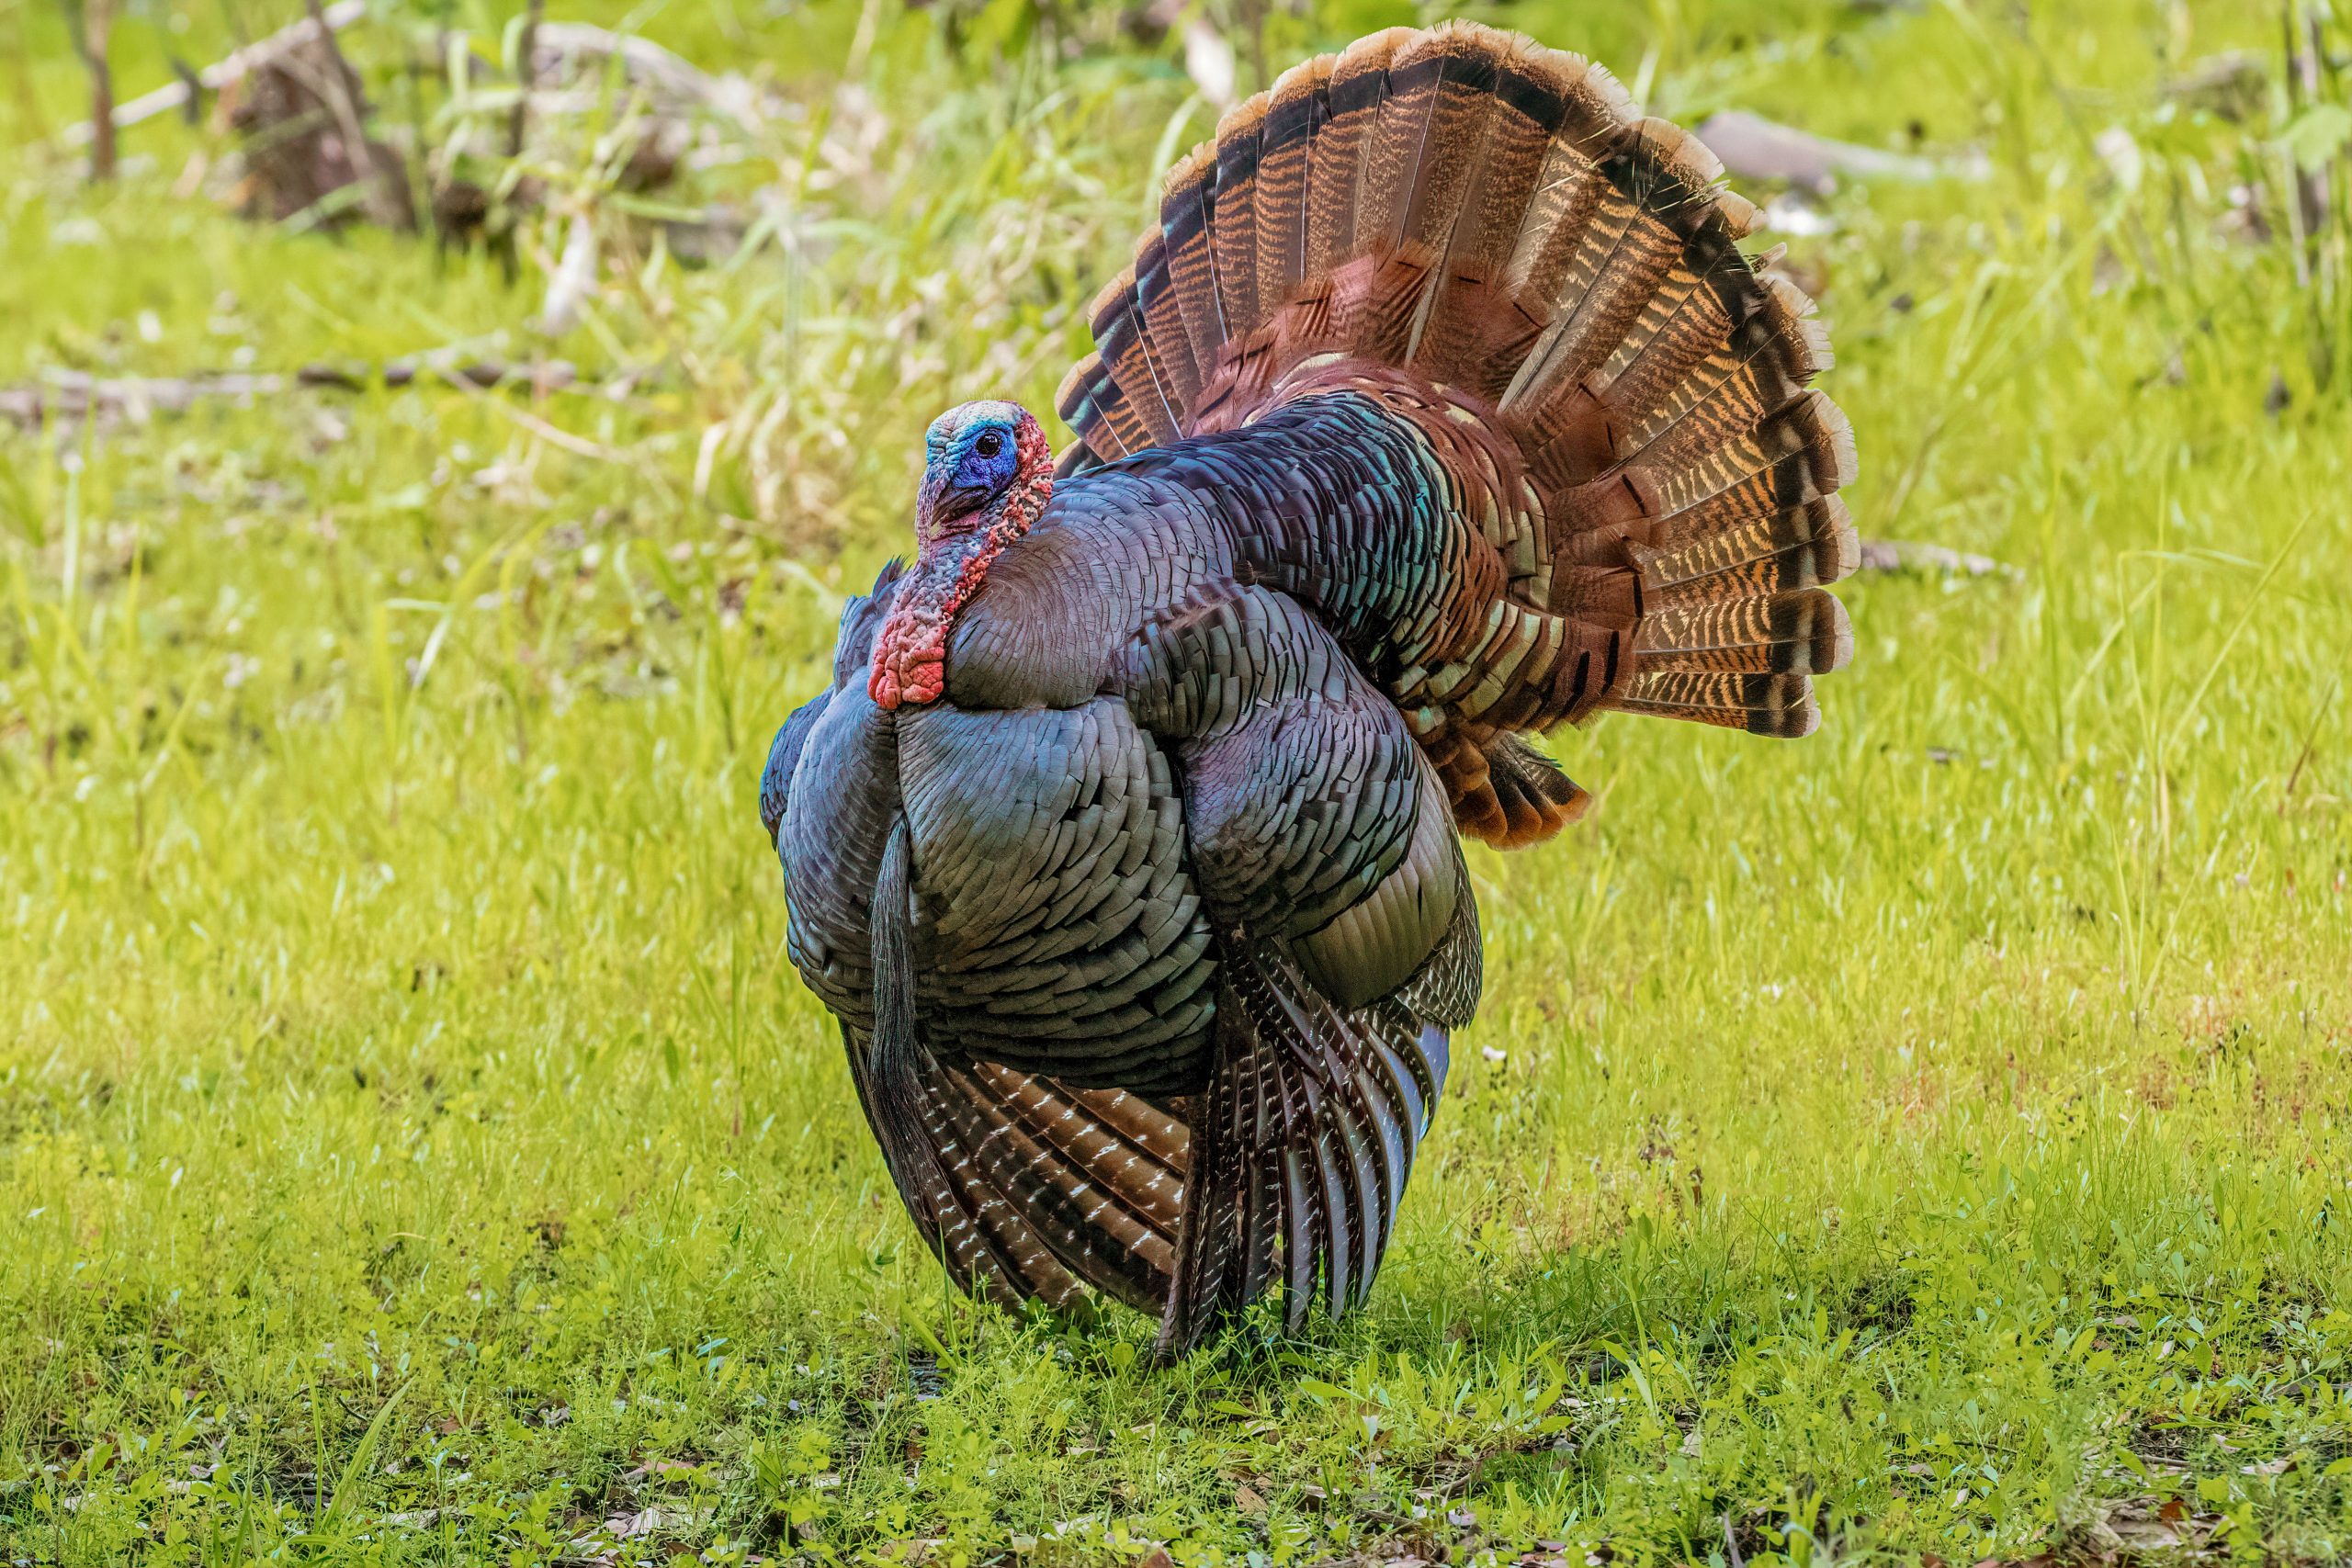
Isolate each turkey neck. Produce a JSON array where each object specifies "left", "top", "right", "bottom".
[{"left": 869, "top": 461, "right": 1052, "bottom": 712}]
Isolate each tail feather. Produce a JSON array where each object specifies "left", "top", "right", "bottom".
[
  {"left": 1210, "top": 96, "right": 1269, "bottom": 339},
  {"left": 1057, "top": 19, "right": 1856, "bottom": 837},
  {"left": 1634, "top": 496, "right": 1859, "bottom": 603},
  {"left": 1619, "top": 339, "right": 1838, "bottom": 489},
  {"left": 1635, "top": 389, "right": 1856, "bottom": 519},
  {"left": 1159, "top": 146, "right": 1227, "bottom": 378},
  {"left": 1611, "top": 671, "right": 1819, "bottom": 737},
  {"left": 1496, "top": 61, "right": 1634, "bottom": 321},
  {"left": 1503, "top": 127, "right": 1704, "bottom": 423},
  {"left": 1633, "top": 588, "right": 1853, "bottom": 676},
  {"left": 1049, "top": 358, "right": 1124, "bottom": 472},
  {"left": 1058, "top": 280, "right": 1154, "bottom": 464},
  {"left": 1086, "top": 265, "right": 1182, "bottom": 451},
  {"left": 1607, "top": 268, "right": 1824, "bottom": 461},
  {"left": 1303, "top": 31, "right": 1408, "bottom": 284},
  {"left": 1354, "top": 28, "right": 1453, "bottom": 259},
  {"left": 1156, "top": 942, "right": 1449, "bottom": 1357},
  {"left": 1391, "top": 28, "right": 1507, "bottom": 261},
  {"left": 1134, "top": 229, "right": 1205, "bottom": 418},
  {"left": 1252, "top": 59, "right": 1329, "bottom": 321},
  {"left": 1406, "top": 38, "right": 1557, "bottom": 378}
]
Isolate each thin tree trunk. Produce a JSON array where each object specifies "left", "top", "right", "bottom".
[
  {"left": 2297, "top": 11, "right": 2331, "bottom": 240},
  {"left": 70, "top": 0, "right": 119, "bottom": 180},
  {"left": 508, "top": 0, "right": 543, "bottom": 159},
  {"left": 2285, "top": 1, "right": 2331, "bottom": 269}
]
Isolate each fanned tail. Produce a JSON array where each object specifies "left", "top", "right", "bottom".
[{"left": 1056, "top": 20, "right": 1857, "bottom": 836}]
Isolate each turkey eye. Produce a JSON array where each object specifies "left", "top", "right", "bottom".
[{"left": 974, "top": 432, "right": 1004, "bottom": 458}]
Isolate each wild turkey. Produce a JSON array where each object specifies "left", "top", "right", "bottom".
[{"left": 760, "top": 21, "right": 1856, "bottom": 1356}]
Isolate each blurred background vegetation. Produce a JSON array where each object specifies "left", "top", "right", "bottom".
[{"left": 4, "top": 0, "right": 2351, "bottom": 1564}]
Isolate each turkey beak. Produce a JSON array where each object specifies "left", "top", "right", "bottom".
[
  {"left": 939, "top": 482, "right": 994, "bottom": 521},
  {"left": 915, "top": 468, "right": 988, "bottom": 544}
]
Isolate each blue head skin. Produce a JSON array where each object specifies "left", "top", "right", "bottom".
[{"left": 915, "top": 400, "right": 1028, "bottom": 545}]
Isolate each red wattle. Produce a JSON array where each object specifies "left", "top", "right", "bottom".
[{"left": 869, "top": 415, "right": 1054, "bottom": 710}]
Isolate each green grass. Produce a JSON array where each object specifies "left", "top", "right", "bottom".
[{"left": 5, "top": 0, "right": 2352, "bottom": 1563}]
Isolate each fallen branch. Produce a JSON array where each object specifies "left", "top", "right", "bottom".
[
  {"left": 1693, "top": 109, "right": 1984, "bottom": 194},
  {"left": 526, "top": 21, "right": 759, "bottom": 125},
  {"left": 1855, "top": 539, "right": 2018, "bottom": 579},
  {"left": 0, "top": 359, "right": 579, "bottom": 430},
  {"left": 60, "top": 0, "right": 368, "bottom": 150}
]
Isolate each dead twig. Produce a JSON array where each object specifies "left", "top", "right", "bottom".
[
  {"left": 1692, "top": 109, "right": 1984, "bottom": 194},
  {"left": 61, "top": 0, "right": 367, "bottom": 150},
  {"left": 1855, "top": 539, "right": 2020, "bottom": 580},
  {"left": 525, "top": 21, "right": 767, "bottom": 131},
  {"left": 2279, "top": 673, "right": 2340, "bottom": 814},
  {"left": 286, "top": 0, "right": 409, "bottom": 229},
  {"left": 430, "top": 365, "right": 623, "bottom": 465},
  {"left": 313, "top": 359, "right": 580, "bottom": 393}
]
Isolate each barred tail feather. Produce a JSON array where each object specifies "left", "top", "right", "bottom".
[
  {"left": 1158, "top": 942, "right": 1453, "bottom": 1358},
  {"left": 1611, "top": 671, "right": 1820, "bottom": 738},
  {"left": 854, "top": 1023, "right": 1196, "bottom": 1315}
]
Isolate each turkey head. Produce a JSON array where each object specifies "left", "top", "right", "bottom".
[{"left": 868, "top": 400, "right": 1053, "bottom": 711}]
